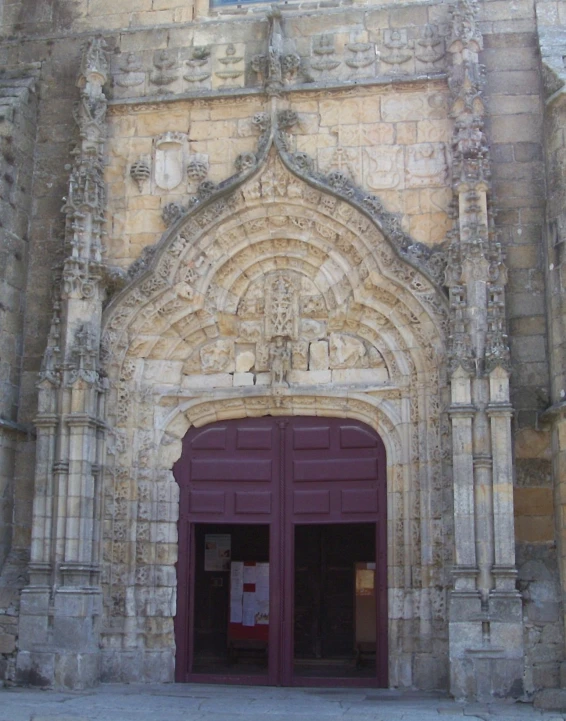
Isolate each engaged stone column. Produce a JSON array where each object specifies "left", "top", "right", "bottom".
[
  {"left": 446, "top": 0, "right": 524, "bottom": 701},
  {"left": 17, "top": 38, "right": 109, "bottom": 689},
  {"left": 448, "top": 367, "right": 482, "bottom": 699}
]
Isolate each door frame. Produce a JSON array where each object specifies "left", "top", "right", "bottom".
[
  {"left": 286, "top": 520, "right": 388, "bottom": 688},
  {"left": 174, "top": 416, "right": 388, "bottom": 687}
]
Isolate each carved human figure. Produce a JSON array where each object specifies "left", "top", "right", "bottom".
[{"left": 269, "top": 336, "right": 291, "bottom": 386}]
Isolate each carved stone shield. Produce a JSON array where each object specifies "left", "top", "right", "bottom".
[{"left": 154, "top": 132, "right": 187, "bottom": 191}]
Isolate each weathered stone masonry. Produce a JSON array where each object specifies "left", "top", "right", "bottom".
[{"left": 0, "top": 0, "right": 565, "bottom": 707}]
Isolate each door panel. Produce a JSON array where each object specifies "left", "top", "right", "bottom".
[
  {"left": 174, "top": 416, "right": 387, "bottom": 686},
  {"left": 293, "top": 490, "right": 331, "bottom": 514},
  {"left": 340, "top": 488, "right": 379, "bottom": 513},
  {"left": 234, "top": 491, "right": 272, "bottom": 514},
  {"left": 190, "top": 458, "right": 273, "bottom": 481},
  {"left": 292, "top": 458, "right": 378, "bottom": 481}
]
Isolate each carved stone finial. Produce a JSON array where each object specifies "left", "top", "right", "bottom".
[
  {"left": 252, "top": 8, "right": 301, "bottom": 94},
  {"left": 197, "top": 180, "right": 216, "bottom": 200},
  {"left": 77, "top": 36, "right": 108, "bottom": 93},
  {"left": 292, "top": 152, "right": 313, "bottom": 173},
  {"left": 130, "top": 157, "right": 151, "bottom": 192},
  {"left": 162, "top": 202, "right": 185, "bottom": 227},
  {"left": 187, "top": 154, "right": 209, "bottom": 183},
  {"left": 449, "top": 0, "right": 481, "bottom": 47},
  {"left": 277, "top": 109, "right": 298, "bottom": 129},
  {"left": 252, "top": 112, "right": 270, "bottom": 133},
  {"left": 235, "top": 152, "right": 257, "bottom": 173}
]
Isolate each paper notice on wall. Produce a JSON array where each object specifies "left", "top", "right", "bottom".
[
  {"left": 230, "top": 600, "right": 243, "bottom": 624},
  {"left": 204, "top": 534, "right": 231, "bottom": 571},
  {"left": 243, "top": 564, "right": 256, "bottom": 584},
  {"left": 355, "top": 568, "right": 375, "bottom": 597},
  {"left": 242, "top": 592, "right": 256, "bottom": 626},
  {"left": 255, "top": 563, "right": 269, "bottom": 602},
  {"left": 230, "top": 562, "right": 244, "bottom": 599},
  {"left": 255, "top": 598, "right": 269, "bottom": 625}
]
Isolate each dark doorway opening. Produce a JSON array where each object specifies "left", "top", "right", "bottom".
[
  {"left": 294, "top": 523, "right": 376, "bottom": 679},
  {"left": 192, "top": 523, "right": 270, "bottom": 677}
]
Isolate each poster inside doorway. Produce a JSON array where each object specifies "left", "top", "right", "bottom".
[
  {"left": 229, "top": 561, "right": 269, "bottom": 627},
  {"left": 204, "top": 534, "right": 231, "bottom": 571}
]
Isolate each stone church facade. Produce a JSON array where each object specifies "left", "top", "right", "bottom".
[{"left": 0, "top": 0, "right": 565, "bottom": 706}]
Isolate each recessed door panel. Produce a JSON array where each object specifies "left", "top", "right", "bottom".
[
  {"left": 189, "top": 491, "right": 226, "bottom": 514},
  {"left": 293, "top": 490, "right": 331, "bottom": 514},
  {"left": 340, "top": 425, "right": 379, "bottom": 448},
  {"left": 237, "top": 427, "right": 274, "bottom": 450},
  {"left": 235, "top": 491, "right": 272, "bottom": 514},
  {"left": 341, "top": 489, "right": 379, "bottom": 513},
  {"left": 292, "top": 426, "right": 331, "bottom": 450},
  {"left": 292, "top": 458, "right": 378, "bottom": 482},
  {"left": 191, "top": 427, "right": 228, "bottom": 450},
  {"left": 190, "top": 458, "right": 273, "bottom": 482}
]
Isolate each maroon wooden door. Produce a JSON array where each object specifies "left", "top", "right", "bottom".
[{"left": 174, "top": 416, "right": 387, "bottom": 686}]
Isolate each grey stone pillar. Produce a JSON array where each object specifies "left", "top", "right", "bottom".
[
  {"left": 446, "top": 0, "right": 524, "bottom": 701},
  {"left": 17, "top": 37, "right": 109, "bottom": 689}
]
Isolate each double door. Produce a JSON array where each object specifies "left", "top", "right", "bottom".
[{"left": 174, "top": 416, "right": 387, "bottom": 686}]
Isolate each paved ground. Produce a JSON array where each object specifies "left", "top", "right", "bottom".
[{"left": 0, "top": 684, "right": 564, "bottom": 721}]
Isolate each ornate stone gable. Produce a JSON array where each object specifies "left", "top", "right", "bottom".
[{"left": 102, "top": 148, "right": 448, "bottom": 388}]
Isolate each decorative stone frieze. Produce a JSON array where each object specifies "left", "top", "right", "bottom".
[{"left": 108, "top": 7, "right": 451, "bottom": 104}]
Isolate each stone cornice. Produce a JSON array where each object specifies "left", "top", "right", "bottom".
[{"left": 107, "top": 71, "right": 447, "bottom": 111}]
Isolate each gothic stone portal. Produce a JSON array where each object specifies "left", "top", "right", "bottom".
[{"left": 92, "top": 153, "right": 450, "bottom": 689}]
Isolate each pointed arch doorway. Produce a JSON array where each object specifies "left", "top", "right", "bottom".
[{"left": 174, "top": 416, "right": 388, "bottom": 687}]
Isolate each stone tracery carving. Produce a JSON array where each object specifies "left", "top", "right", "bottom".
[
  {"left": 266, "top": 272, "right": 298, "bottom": 340},
  {"left": 95, "top": 127, "right": 450, "bottom": 682}
]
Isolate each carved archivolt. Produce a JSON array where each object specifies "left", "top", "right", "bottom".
[{"left": 103, "top": 152, "right": 448, "bottom": 387}]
